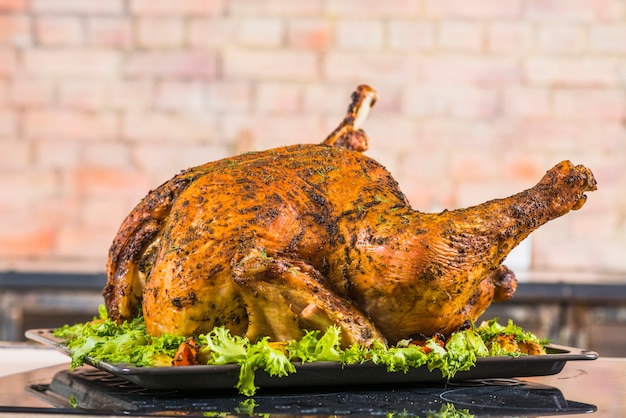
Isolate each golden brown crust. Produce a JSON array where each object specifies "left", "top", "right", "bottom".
[
  {"left": 104, "top": 175, "right": 195, "bottom": 321},
  {"left": 104, "top": 85, "right": 596, "bottom": 346}
]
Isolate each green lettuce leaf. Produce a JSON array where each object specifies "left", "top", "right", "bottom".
[
  {"left": 237, "top": 338, "right": 296, "bottom": 396},
  {"left": 286, "top": 326, "right": 343, "bottom": 363},
  {"left": 477, "top": 318, "right": 541, "bottom": 344},
  {"left": 369, "top": 341, "right": 429, "bottom": 373},
  {"left": 199, "top": 327, "right": 296, "bottom": 396},
  {"left": 441, "top": 329, "right": 489, "bottom": 377},
  {"left": 200, "top": 327, "right": 248, "bottom": 365},
  {"left": 53, "top": 316, "right": 183, "bottom": 369},
  {"left": 53, "top": 308, "right": 546, "bottom": 397}
]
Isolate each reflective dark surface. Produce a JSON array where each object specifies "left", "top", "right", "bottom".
[
  {"left": 1, "top": 357, "right": 625, "bottom": 417},
  {"left": 18, "top": 366, "right": 596, "bottom": 417}
]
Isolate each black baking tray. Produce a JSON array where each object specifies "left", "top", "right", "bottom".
[
  {"left": 26, "top": 328, "right": 598, "bottom": 392},
  {"left": 24, "top": 367, "right": 598, "bottom": 417}
]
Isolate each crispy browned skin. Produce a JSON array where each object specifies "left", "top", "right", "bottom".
[{"left": 104, "top": 85, "right": 596, "bottom": 347}]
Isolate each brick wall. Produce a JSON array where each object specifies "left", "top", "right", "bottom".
[{"left": 1, "top": 0, "right": 625, "bottom": 276}]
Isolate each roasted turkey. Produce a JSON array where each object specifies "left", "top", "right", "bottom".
[{"left": 104, "top": 85, "right": 597, "bottom": 347}]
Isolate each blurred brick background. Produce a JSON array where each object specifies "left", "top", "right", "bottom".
[{"left": 0, "top": 0, "right": 625, "bottom": 277}]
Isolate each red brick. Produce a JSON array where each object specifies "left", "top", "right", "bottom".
[
  {"left": 0, "top": 109, "right": 17, "bottom": 136},
  {"left": 402, "top": 85, "right": 499, "bottom": 119},
  {"left": 130, "top": 0, "right": 224, "bottom": 16},
  {"left": 501, "top": 155, "right": 546, "bottom": 183},
  {"left": 58, "top": 79, "right": 106, "bottom": 110},
  {"left": 0, "top": 257, "right": 106, "bottom": 272},
  {"left": 417, "top": 119, "right": 504, "bottom": 154},
  {"left": 228, "top": 0, "right": 323, "bottom": 16},
  {"left": 553, "top": 88, "right": 625, "bottom": 121},
  {"left": 502, "top": 87, "right": 551, "bottom": 119},
  {"left": 0, "top": 49, "right": 16, "bottom": 76},
  {"left": 34, "top": 140, "right": 81, "bottom": 168},
  {"left": 396, "top": 148, "right": 452, "bottom": 210},
  {"left": 536, "top": 23, "right": 586, "bottom": 54},
  {"left": 131, "top": 142, "right": 226, "bottom": 176},
  {"left": 388, "top": 21, "right": 435, "bottom": 52},
  {"left": 24, "top": 110, "right": 118, "bottom": 140},
  {"left": 254, "top": 82, "right": 302, "bottom": 114},
  {"left": 362, "top": 83, "right": 403, "bottom": 114},
  {"left": 0, "top": 79, "right": 5, "bottom": 105},
  {"left": 448, "top": 152, "right": 499, "bottom": 183},
  {"left": 590, "top": 24, "right": 626, "bottom": 53},
  {"left": 136, "top": 17, "right": 185, "bottom": 49},
  {"left": 188, "top": 18, "right": 236, "bottom": 48},
  {"left": 35, "top": 16, "right": 83, "bottom": 46},
  {"left": 511, "top": 119, "right": 588, "bottom": 154},
  {"left": 525, "top": 56, "right": 622, "bottom": 87},
  {"left": 0, "top": 0, "right": 27, "bottom": 12},
  {"left": 134, "top": 143, "right": 232, "bottom": 179},
  {"left": 486, "top": 21, "right": 533, "bottom": 53},
  {"left": 533, "top": 226, "right": 605, "bottom": 272},
  {"left": 0, "top": 170, "right": 59, "bottom": 201},
  {"left": 54, "top": 226, "right": 118, "bottom": 258},
  {"left": 122, "top": 110, "right": 216, "bottom": 143},
  {"left": 437, "top": 21, "right": 485, "bottom": 52},
  {"left": 155, "top": 80, "right": 206, "bottom": 112},
  {"left": 442, "top": 87, "right": 500, "bottom": 120},
  {"left": 176, "top": 143, "right": 232, "bottom": 168},
  {"left": 401, "top": 85, "right": 440, "bottom": 117},
  {"left": 9, "top": 77, "right": 54, "bottom": 107},
  {"left": 31, "top": 0, "right": 124, "bottom": 14},
  {"left": 220, "top": 114, "right": 323, "bottom": 149},
  {"left": 421, "top": 54, "right": 520, "bottom": 86},
  {"left": 455, "top": 178, "right": 534, "bottom": 211},
  {"left": 205, "top": 81, "right": 252, "bottom": 112},
  {"left": 424, "top": 0, "right": 522, "bottom": 18},
  {"left": 71, "top": 166, "right": 153, "bottom": 200},
  {"left": 125, "top": 51, "right": 218, "bottom": 78},
  {"left": 287, "top": 18, "right": 332, "bottom": 51},
  {"left": 583, "top": 140, "right": 622, "bottom": 174},
  {"left": 22, "top": 49, "right": 121, "bottom": 77},
  {"left": 357, "top": 115, "right": 419, "bottom": 155},
  {"left": 0, "top": 140, "right": 29, "bottom": 169},
  {"left": 223, "top": 49, "right": 317, "bottom": 81},
  {"left": 526, "top": 0, "right": 624, "bottom": 22},
  {"left": 104, "top": 80, "right": 154, "bottom": 110},
  {"left": 302, "top": 83, "right": 354, "bottom": 116},
  {"left": 86, "top": 17, "right": 132, "bottom": 48},
  {"left": 236, "top": 18, "right": 283, "bottom": 47},
  {"left": 78, "top": 196, "right": 136, "bottom": 230},
  {"left": 323, "top": 52, "right": 419, "bottom": 84},
  {"left": 82, "top": 142, "right": 132, "bottom": 168},
  {"left": 326, "top": 0, "right": 420, "bottom": 17},
  {"left": 131, "top": 142, "right": 185, "bottom": 175},
  {"left": 0, "top": 224, "right": 55, "bottom": 257},
  {"left": 0, "top": 15, "right": 31, "bottom": 47},
  {"left": 573, "top": 123, "right": 625, "bottom": 154},
  {"left": 335, "top": 19, "right": 384, "bottom": 51}
]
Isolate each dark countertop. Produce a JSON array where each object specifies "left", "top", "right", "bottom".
[{"left": 0, "top": 349, "right": 623, "bottom": 417}]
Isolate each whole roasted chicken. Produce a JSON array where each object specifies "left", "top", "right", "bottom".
[{"left": 104, "top": 85, "right": 597, "bottom": 347}]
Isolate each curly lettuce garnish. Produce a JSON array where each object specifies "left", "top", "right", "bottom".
[
  {"left": 53, "top": 308, "right": 184, "bottom": 369},
  {"left": 52, "top": 309, "right": 546, "bottom": 396},
  {"left": 476, "top": 318, "right": 549, "bottom": 356}
]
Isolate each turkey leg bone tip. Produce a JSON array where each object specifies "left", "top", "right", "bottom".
[
  {"left": 322, "top": 84, "right": 376, "bottom": 152},
  {"left": 104, "top": 84, "right": 596, "bottom": 347}
]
